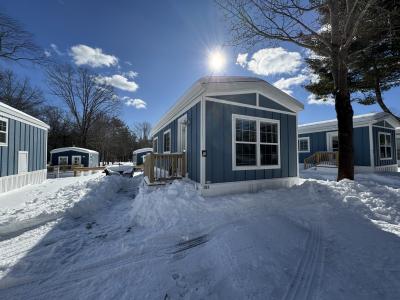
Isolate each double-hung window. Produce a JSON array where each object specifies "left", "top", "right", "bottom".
[
  {"left": 379, "top": 132, "right": 392, "bottom": 160},
  {"left": 0, "top": 117, "right": 8, "bottom": 146},
  {"left": 163, "top": 130, "right": 171, "bottom": 153},
  {"left": 233, "top": 115, "right": 280, "bottom": 170},
  {"left": 153, "top": 137, "right": 158, "bottom": 153},
  {"left": 298, "top": 137, "right": 310, "bottom": 153}
]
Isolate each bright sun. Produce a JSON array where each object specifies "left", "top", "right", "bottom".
[{"left": 208, "top": 50, "right": 226, "bottom": 72}]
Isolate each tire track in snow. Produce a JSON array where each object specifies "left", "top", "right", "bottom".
[{"left": 282, "top": 222, "right": 324, "bottom": 300}]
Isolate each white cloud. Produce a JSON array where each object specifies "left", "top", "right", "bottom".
[
  {"left": 70, "top": 44, "right": 118, "bottom": 67},
  {"left": 44, "top": 50, "right": 51, "bottom": 57},
  {"left": 273, "top": 74, "right": 308, "bottom": 95},
  {"left": 124, "top": 70, "right": 138, "bottom": 79},
  {"left": 237, "top": 47, "right": 302, "bottom": 76},
  {"left": 123, "top": 97, "right": 147, "bottom": 109},
  {"left": 50, "top": 43, "right": 64, "bottom": 55},
  {"left": 307, "top": 94, "right": 335, "bottom": 105},
  {"left": 96, "top": 74, "right": 139, "bottom": 92}
]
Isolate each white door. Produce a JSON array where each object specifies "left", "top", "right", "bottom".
[
  {"left": 18, "top": 151, "right": 28, "bottom": 174},
  {"left": 327, "top": 132, "right": 339, "bottom": 152},
  {"left": 72, "top": 155, "right": 81, "bottom": 165}
]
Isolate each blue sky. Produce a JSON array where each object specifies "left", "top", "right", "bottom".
[{"left": 1, "top": 0, "right": 399, "bottom": 127}]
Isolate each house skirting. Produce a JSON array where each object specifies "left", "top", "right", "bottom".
[
  {"left": 300, "top": 163, "right": 398, "bottom": 173},
  {"left": 199, "top": 177, "right": 299, "bottom": 197},
  {"left": 0, "top": 169, "right": 47, "bottom": 194}
]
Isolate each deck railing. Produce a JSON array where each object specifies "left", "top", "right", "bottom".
[
  {"left": 144, "top": 153, "right": 186, "bottom": 184},
  {"left": 304, "top": 151, "right": 338, "bottom": 170}
]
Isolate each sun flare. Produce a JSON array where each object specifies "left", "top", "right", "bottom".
[{"left": 208, "top": 50, "right": 226, "bottom": 72}]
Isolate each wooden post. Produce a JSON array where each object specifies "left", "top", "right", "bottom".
[{"left": 149, "top": 153, "right": 155, "bottom": 183}]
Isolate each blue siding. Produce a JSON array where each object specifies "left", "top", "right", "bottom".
[
  {"left": 209, "top": 93, "right": 257, "bottom": 106},
  {"left": 51, "top": 151, "right": 90, "bottom": 167},
  {"left": 374, "top": 120, "right": 394, "bottom": 129},
  {"left": 205, "top": 101, "right": 297, "bottom": 184},
  {"left": 0, "top": 117, "right": 47, "bottom": 177},
  {"left": 259, "top": 94, "right": 293, "bottom": 112},
  {"left": 372, "top": 126, "right": 397, "bottom": 166},
  {"left": 153, "top": 102, "right": 201, "bottom": 182},
  {"left": 298, "top": 126, "right": 371, "bottom": 166}
]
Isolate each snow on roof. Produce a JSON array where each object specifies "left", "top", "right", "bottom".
[
  {"left": 299, "top": 112, "right": 400, "bottom": 134},
  {"left": 50, "top": 147, "right": 99, "bottom": 155},
  {"left": 132, "top": 148, "right": 153, "bottom": 154},
  {"left": 0, "top": 101, "right": 50, "bottom": 130},
  {"left": 151, "top": 76, "right": 304, "bottom": 136}
]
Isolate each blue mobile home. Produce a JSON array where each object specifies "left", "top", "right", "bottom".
[
  {"left": 151, "top": 76, "right": 304, "bottom": 196},
  {"left": 298, "top": 112, "right": 400, "bottom": 172},
  {"left": 50, "top": 147, "right": 99, "bottom": 168},
  {"left": 396, "top": 127, "right": 400, "bottom": 166},
  {"left": 0, "top": 102, "right": 49, "bottom": 193},
  {"left": 132, "top": 148, "right": 153, "bottom": 166}
]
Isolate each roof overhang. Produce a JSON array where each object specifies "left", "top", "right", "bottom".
[
  {"left": 50, "top": 147, "right": 98, "bottom": 155},
  {"left": 0, "top": 101, "right": 50, "bottom": 130}
]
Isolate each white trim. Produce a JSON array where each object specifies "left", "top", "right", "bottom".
[
  {"left": 71, "top": 155, "right": 81, "bottom": 165},
  {"left": 200, "top": 177, "right": 299, "bottom": 197},
  {"left": 163, "top": 129, "right": 171, "bottom": 153},
  {"left": 0, "top": 169, "right": 47, "bottom": 194},
  {"left": 326, "top": 131, "right": 339, "bottom": 152},
  {"left": 200, "top": 97, "right": 206, "bottom": 185},
  {"left": 298, "top": 136, "right": 310, "bottom": 153},
  {"left": 0, "top": 116, "right": 8, "bottom": 146},
  {"left": 378, "top": 132, "right": 393, "bottom": 160},
  {"left": 296, "top": 113, "right": 299, "bottom": 177},
  {"left": 58, "top": 156, "right": 68, "bottom": 165},
  {"left": 153, "top": 137, "right": 158, "bottom": 153},
  {"left": 0, "top": 102, "right": 49, "bottom": 130},
  {"left": 369, "top": 124, "right": 375, "bottom": 168},
  {"left": 177, "top": 114, "right": 188, "bottom": 153},
  {"left": 132, "top": 147, "right": 153, "bottom": 154},
  {"left": 205, "top": 97, "right": 296, "bottom": 116},
  {"left": 50, "top": 147, "right": 98, "bottom": 155},
  {"left": 18, "top": 151, "right": 29, "bottom": 174},
  {"left": 232, "top": 114, "right": 280, "bottom": 171}
]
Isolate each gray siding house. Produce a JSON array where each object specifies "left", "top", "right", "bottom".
[
  {"left": 151, "top": 76, "right": 304, "bottom": 196},
  {"left": 0, "top": 102, "right": 49, "bottom": 193},
  {"left": 50, "top": 147, "right": 99, "bottom": 168},
  {"left": 298, "top": 112, "right": 400, "bottom": 172}
]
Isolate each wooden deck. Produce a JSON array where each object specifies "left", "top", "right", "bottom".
[
  {"left": 143, "top": 153, "right": 186, "bottom": 184},
  {"left": 304, "top": 151, "right": 338, "bottom": 170}
]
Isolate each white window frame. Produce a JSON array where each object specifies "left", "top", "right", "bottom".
[
  {"left": 71, "top": 155, "right": 81, "bottom": 165},
  {"left": 58, "top": 156, "right": 69, "bottom": 165},
  {"left": 378, "top": 132, "right": 392, "bottom": 160},
  {"left": 153, "top": 137, "right": 158, "bottom": 153},
  {"left": 232, "top": 114, "right": 280, "bottom": 171},
  {"left": 163, "top": 129, "right": 171, "bottom": 153},
  {"left": 298, "top": 137, "right": 310, "bottom": 153},
  {"left": 0, "top": 116, "right": 8, "bottom": 147},
  {"left": 18, "top": 151, "right": 29, "bottom": 174}
]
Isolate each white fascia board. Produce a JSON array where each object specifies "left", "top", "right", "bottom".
[
  {"left": 50, "top": 147, "right": 98, "bottom": 155},
  {"left": 0, "top": 102, "right": 50, "bottom": 130},
  {"left": 132, "top": 148, "right": 153, "bottom": 154}
]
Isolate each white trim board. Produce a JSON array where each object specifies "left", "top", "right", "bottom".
[
  {"left": 0, "top": 102, "right": 49, "bottom": 130},
  {"left": 50, "top": 147, "right": 98, "bottom": 155},
  {"left": 298, "top": 136, "right": 310, "bottom": 153},
  {"left": 163, "top": 129, "right": 171, "bottom": 153},
  {"left": 0, "top": 116, "right": 8, "bottom": 147}
]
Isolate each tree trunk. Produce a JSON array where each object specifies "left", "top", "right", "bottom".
[
  {"left": 333, "top": 53, "right": 354, "bottom": 181},
  {"left": 374, "top": 77, "right": 400, "bottom": 122}
]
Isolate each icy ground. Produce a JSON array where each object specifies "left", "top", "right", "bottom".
[{"left": 0, "top": 171, "right": 400, "bottom": 299}]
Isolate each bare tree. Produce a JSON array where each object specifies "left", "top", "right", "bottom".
[
  {"left": 133, "top": 121, "right": 152, "bottom": 147},
  {"left": 217, "top": 0, "right": 398, "bottom": 180},
  {"left": 0, "top": 69, "right": 45, "bottom": 117},
  {"left": 0, "top": 12, "right": 45, "bottom": 63},
  {"left": 47, "top": 64, "right": 119, "bottom": 147}
]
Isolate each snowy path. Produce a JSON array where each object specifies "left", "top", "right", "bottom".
[{"left": 0, "top": 171, "right": 400, "bottom": 299}]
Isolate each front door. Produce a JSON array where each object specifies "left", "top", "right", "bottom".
[
  {"left": 178, "top": 115, "right": 188, "bottom": 175},
  {"left": 72, "top": 155, "right": 81, "bottom": 166},
  {"left": 327, "top": 132, "right": 339, "bottom": 152}
]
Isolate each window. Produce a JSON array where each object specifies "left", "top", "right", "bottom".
[
  {"left": 72, "top": 156, "right": 81, "bottom": 165},
  {"left": 298, "top": 137, "right": 310, "bottom": 153},
  {"left": 0, "top": 117, "right": 8, "bottom": 146},
  {"left": 163, "top": 129, "right": 171, "bottom": 153},
  {"left": 233, "top": 115, "right": 280, "bottom": 170},
  {"left": 58, "top": 156, "right": 68, "bottom": 165},
  {"left": 379, "top": 132, "right": 392, "bottom": 160},
  {"left": 153, "top": 137, "right": 158, "bottom": 153}
]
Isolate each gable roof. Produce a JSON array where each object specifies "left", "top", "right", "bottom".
[
  {"left": 299, "top": 112, "right": 400, "bottom": 134},
  {"left": 50, "top": 147, "right": 99, "bottom": 155},
  {"left": 151, "top": 76, "right": 304, "bottom": 136},
  {"left": 132, "top": 147, "right": 153, "bottom": 154},
  {"left": 0, "top": 101, "right": 50, "bottom": 130}
]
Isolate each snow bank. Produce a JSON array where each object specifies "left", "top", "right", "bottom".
[{"left": 0, "top": 175, "right": 132, "bottom": 237}]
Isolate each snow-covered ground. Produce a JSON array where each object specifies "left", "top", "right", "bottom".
[{"left": 0, "top": 170, "right": 399, "bottom": 299}]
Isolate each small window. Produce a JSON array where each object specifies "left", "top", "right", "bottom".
[
  {"left": 153, "top": 137, "right": 158, "bottom": 153},
  {"left": 379, "top": 132, "right": 392, "bottom": 160},
  {"left": 72, "top": 156, "right": 81, "bottom": 165},
  {"left": 232, "top": 115, "right": 280, "bottom": 170},
  {"left": 163, "top": 130, "right": 171, "bottom": 153},
  {"left": 58, "top": 156, "right": 68, "bottom": 165},
  {"left": 298, "top": 137, "right": 310, "bottom": 153},
  {"left": 0, "top": 117, "right": 8, "bottom": 146}
]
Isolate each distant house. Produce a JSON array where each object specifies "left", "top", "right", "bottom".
[
  {"left": 298, "top": 112, "right": 400, "bottom": 172},
  {"left": 50, "top": 147, "right": 99, "bottom": 168},
  {"left": 0, "top": 102, "right": 49, "bottom": 193},
  {"left": 132, "top": 148, "right": 152, "bottom": 166},
  {"left": 151, "top": 76, "right": 304, "bottom": 196}
]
